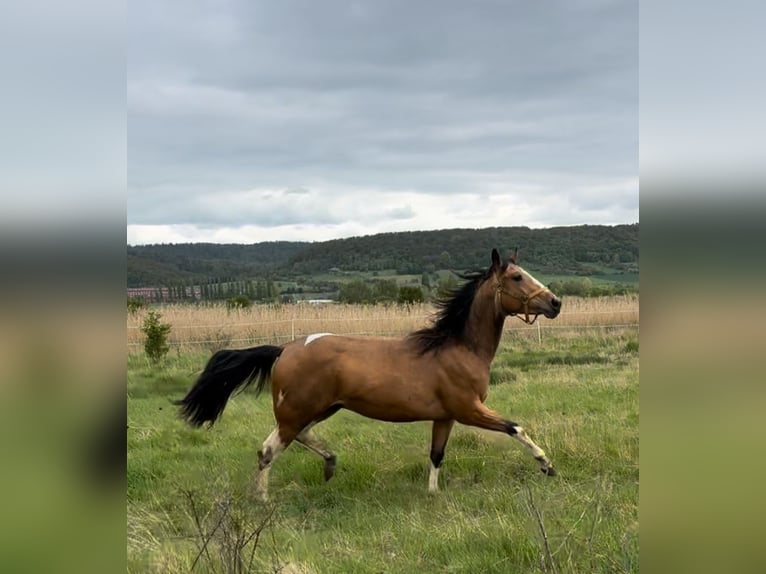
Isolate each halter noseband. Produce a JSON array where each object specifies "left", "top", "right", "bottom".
[{"left": 495, "top": 283, "right": 549, "bottom": 325}]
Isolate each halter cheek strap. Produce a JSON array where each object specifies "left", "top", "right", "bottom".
[{"left": 495, "top": 284, "right": 549, "bottom": 325}]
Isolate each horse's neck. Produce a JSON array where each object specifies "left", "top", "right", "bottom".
[{"left": 465, "top": 287, "right": 505, "bottom": 364}]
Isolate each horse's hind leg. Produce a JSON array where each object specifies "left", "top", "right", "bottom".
[
  {"left": 254, "top": 426, "right": 297, "bottom": 502},
  {"left": 255, "top": 404, "right": 342, "bottom": 499},
  {"left": 295, "top": 403, "right": 342, "bottom": 481},
  {"left": 296, "top": 426, "right": 337, "bottom": 481}
]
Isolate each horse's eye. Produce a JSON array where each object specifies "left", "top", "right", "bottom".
[{"left": 513, "top": 274, "right": 523, "bottom": 282}]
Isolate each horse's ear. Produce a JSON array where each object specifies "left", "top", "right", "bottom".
[
  {"left": 509, "top": 247, "right": 519, "bottom": 265},
  {"left": 491, "top": 248, "right": 502, "bottom": 270}
]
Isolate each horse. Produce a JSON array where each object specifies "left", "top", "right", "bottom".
[{"left": 175, "top": 248, "right": 562, "bottom": 500}]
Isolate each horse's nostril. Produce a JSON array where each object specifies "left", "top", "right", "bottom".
[{"left": 551, "top": 297, "right": 561, "bottom": 309}]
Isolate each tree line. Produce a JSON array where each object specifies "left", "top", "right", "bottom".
[{"left": 128, "top": 224, "right": 638, "bottom": 288}]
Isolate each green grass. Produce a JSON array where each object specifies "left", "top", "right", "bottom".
[{"left": 128, "top": 331, "right": 638, "bottom": 573}]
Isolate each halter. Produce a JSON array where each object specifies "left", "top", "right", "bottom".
[{"left": 495, "top": 283, "right": 549, "bottom": 325}]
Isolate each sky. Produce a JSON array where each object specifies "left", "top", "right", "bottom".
[{"left": 127, "top": 0, "right": 637, "bottom": 245}]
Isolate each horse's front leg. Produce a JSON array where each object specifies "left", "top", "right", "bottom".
[
  {"left": 429, "top": 420, "right": 455, "bottom": 492},
  {"left": 458, "top": 401, "right": 556, "bottom": 476}
]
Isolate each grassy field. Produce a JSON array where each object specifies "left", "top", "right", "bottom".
[{"left": 128, "top": 314, "right": 638, "bottom": 573}]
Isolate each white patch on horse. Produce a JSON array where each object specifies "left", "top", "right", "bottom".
[
  {"left": 428, "top": 461, "right": 440, "bottom": 493},
  {"left": 519, "top": 266, "right": 546, "bottom": 290},
  {"left": 305, "top": 333, "right": 334, "bottom": 346},
  {"left": 276, "top": 390, "right": 285, "bottom": 408}
]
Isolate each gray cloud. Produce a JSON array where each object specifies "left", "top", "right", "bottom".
[
  {"left": 128, "top": 0, "right": 637, "bottom": 243},
  {"left": 385, "top": 205, "right": 416, "bottom": 220}
]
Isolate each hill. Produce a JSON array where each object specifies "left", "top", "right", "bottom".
[
  {"left": 127, "top": 224, "right": 638, "bottom": 288},
  {"left": 288, "top": 224, "right": 638, "bottom": 276},
  {"left": 127, "top": 241, "right": 306, "bottom": 287}
]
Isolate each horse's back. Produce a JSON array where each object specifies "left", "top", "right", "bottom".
[{"left": 276, "top": 334, "right": 409, "bottom": 383}]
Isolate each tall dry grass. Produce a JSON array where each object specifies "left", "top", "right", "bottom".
[{"left": 127, "top": 294, "right": 638, "bottom": 353}]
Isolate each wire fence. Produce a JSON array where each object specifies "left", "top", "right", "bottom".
[{"left": 127, "top": 303, "right": 639, "bottom": 352}]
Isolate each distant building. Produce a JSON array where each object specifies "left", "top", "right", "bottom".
[{"left": 127, "top": 286, "right": 202, "bottom": 303}]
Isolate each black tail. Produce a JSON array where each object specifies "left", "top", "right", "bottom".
[{"left": 174, "top": 345, "right": 283, "bottom": 427}]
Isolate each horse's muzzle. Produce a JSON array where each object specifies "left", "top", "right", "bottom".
[{"left": 543, "top": 296, "right": 562, "bottom": 319}]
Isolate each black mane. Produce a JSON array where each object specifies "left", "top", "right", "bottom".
[{"left": 408, "top": 269, "right": 491, "bottom": 354}]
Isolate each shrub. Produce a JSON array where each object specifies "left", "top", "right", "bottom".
[
  {"left": 142, "top": 309, "right": 172, "bottom": 363},
  {"left": 398, "top": 285, "right": 424, "bottom": 304},
  {"left": 372, "top": 279, "right": 399, "bottom": 303},
  {"left": 562, "top": 277, "right": 592, "bottom": 297},
  {"left": 226, "top": 295, "right": 252, "bottom": 310},
  {"left": 127, "top": 297, "right": 144, "bottom": 314},
  {"left": 338, "top": 280, "right": 373, "bottom": 304},
  {"left": 436, "top": 274, "right": 458, "bottom": 298}
]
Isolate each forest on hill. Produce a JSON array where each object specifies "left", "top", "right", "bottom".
[
  {"left": 128, "top": 224, "right": 638, "bottom": 289},
  {"left": 287, "top": 224, "right": 638, "bottom": 276},
  {"left": 127, "top": 241, "right": 306, "bottom": 287}
]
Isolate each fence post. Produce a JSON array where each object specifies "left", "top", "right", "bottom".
[
  {"left": 291, "top": 318, "right": 295, "bottom": 341},
  {"left": 537, "top": 321, "right": 542, "bottom": 345}
]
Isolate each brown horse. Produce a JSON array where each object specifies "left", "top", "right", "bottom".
[{"left": 176, "top": 248, "right": 562, "bottom": 500}]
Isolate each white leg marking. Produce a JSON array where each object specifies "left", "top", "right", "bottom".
[
  {"left": 428, "top": 461, "right": 440, "bottom": 493},
  {"left": 305, "top": 333, "right": 334, "bottom": 346},
  {"left": 255, "top": 428, "right": 285, "bottom": 501},
  {"left": 262, "top": 428, "right": 284, "bottom": 457},
  {"left": 255, "top": 466, "right": 271, "bottom": 501},
  {"left": 512, "top": 426, "right": 549, "bottom": 463}
]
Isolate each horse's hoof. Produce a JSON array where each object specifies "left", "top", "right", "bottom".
[
  {"left": 324, "top": 455, "right": 337, "bottom": 482},
  {"left": 541, "top": 466, "right": 557, "bottom": 476}
]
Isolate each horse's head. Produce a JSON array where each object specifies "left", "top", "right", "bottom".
[{"left": 490, "top": 248, "right": 562, "bottom": 323}]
